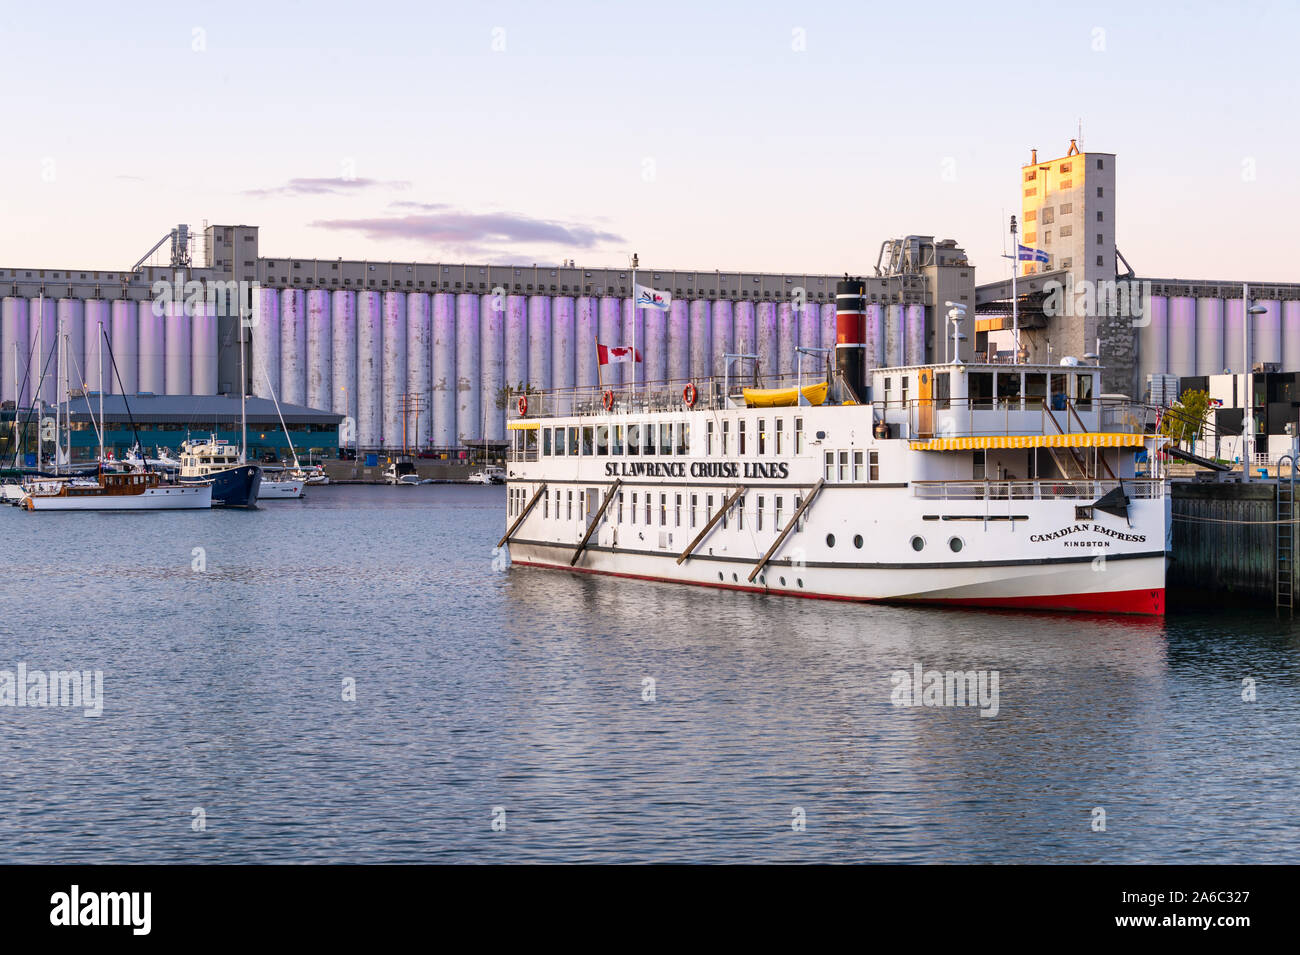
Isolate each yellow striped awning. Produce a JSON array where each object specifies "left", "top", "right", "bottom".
[
  {"left": 507, "top": 420, "right": 540, "bottom": 431},
  {"left": 909, "top": 432, "right": 1145, "bottom": 451}
]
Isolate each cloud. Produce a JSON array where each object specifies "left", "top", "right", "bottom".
[
  {"left": 308, "top": 209, "right": 624, "bottom": 257},
  {"left": 244, "top": 177, "right": 410, "bottom": 198}
]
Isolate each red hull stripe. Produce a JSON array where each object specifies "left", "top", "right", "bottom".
[{"left": 511, "top": 560, "right": 1166, "bottom": 616}]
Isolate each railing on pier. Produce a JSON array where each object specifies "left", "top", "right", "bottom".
[{"left": 912, "top": 479, "right": 1164, "bottom": 502}]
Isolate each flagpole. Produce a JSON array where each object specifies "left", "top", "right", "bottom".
[
  {"left": 595, "top": 335, "right": 603, "bottom": 392},
  {"left": 1009, "top": 215, "right": 1020, "bottom": 363},
  {"left": 631, "top": 253, "right": 638, "bottom": 399}
]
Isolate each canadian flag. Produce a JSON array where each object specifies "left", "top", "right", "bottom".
[{"left": 597, "top": 343, "right": 642, "bottom": 365}]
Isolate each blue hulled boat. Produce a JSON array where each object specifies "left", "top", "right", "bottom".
[{"left": 178, "top": 436, "right": 262, "bottom": 506}]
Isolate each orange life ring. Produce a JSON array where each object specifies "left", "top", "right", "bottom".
[
  {"left": 602, "top": 389, "right": 614, "bottom": 411},
  {"left": 517, "top": 394, "right": 528, "bottom": 416},
  {"left": 683, "top": 382, "right": 698, "bottom": 408}
]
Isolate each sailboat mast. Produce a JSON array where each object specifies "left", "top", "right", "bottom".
[
  {"left": 98, "top": 322, "right": 105, "bottom": 466},
  {"left": 240, "top": 307, "right": 248, "bottom": 461},
  {"left": 262, "top": 369, "right": 299, "bottom": 469}
]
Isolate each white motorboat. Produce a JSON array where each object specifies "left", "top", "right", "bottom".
[
  {"left": 259, "top": 473, "right": 305, "bottom": 499},
  {"left": 468, "top": 465, "right": 506, "bottom": 485},
  {"left": 383, "top": 461, "right": 420, "bottom": 485}
]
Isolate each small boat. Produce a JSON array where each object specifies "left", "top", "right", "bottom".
[
  {"left": 292, "top": 465, "right": 329, "bottom": 486},
  {"left": 742, "top": 380, "right": 828, "bottom": 408},
  {"left": 19, "top": 470, "right": 213, "bottom": 511},
  {"left": 383, "top": 461, "right": 420, "bottom": 485},
  {"left": 178, "top": 436, "right": 263, "bottom": 506},
  {"left": 467, "top": 465, "right": 506, "bottom": 485},
  {"left": 259, "top": 472, "right": 305, "bottom": 499}
]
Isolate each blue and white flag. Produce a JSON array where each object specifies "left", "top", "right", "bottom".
[
  {"left": 635, "top": 283, "right": 671, "bottom": 310},
  {"left": 1017, "top": 243, "right": 1050, "bottom": 264}
]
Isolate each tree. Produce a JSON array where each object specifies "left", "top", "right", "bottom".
[{"left": 1159, "top": 388, "right": 1210, "bottom": 447}]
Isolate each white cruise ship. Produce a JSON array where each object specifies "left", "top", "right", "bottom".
[{"left": 500, "top": 352, "right": 1169, "bottom": 616}]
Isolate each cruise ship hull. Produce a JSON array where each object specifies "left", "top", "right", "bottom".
[{"left": 507, "top": 542, "right": 1165, "bottom": 615}]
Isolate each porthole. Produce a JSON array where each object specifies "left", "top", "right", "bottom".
[
  {"left": 797, "top": 578, "right": 804, "bottom": 588},
  {"left": 732, "top": 573, "right": 738, "bottom": 582},
  {"left": 853, "top": 534, "right": 863, "bottom": 549},
  {"left": 718, "top": 572, "right": 724, "bottom": 581},
  {"left": 910, "top": 535, "right": 925, "bottom": 552},
  {"left": 826, "top": 533, "right": 836, "bottom": 548},
  {"left": 779, "top": 576, "right": 786, "bottom": 586},
  {"left": 949, "top": 537, "right": 964, "bottom": 553}
]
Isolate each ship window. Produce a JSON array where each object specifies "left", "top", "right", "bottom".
[
  {"left": 660, "top": 493, "right": 667, "bottom": 526},
  {"left": 543, "top": 428, "right": 552, "bottom": 456},
  {"left": 627, "top": 424, "right": 639, "bottom": 456},
  {"left": 949, "top": 537, "right": 964, "bottom": 553},
  {"left": 566, "top": 490, "right": 572, "bottom": 520},
  {"left": 910, "top": 535, "right": 925, "bottom": 551},
  {"left": 721, "top": 420, "right": 729, "bottom": 455},
  {"left": 736, "top": 499, "right": 744, "bottom": 530},
  {"left": 838, "top": 450, "right": 849, "bottom": 482},
  {"left": 795, "top": 494, "right": 804, "bottom": 530},
  {"left": 676, "top": 422, "right": 688, "bottom": 455},
  {"left": 613, "top": 424, "right": 625, "bottom": 455},
  {"left": 757, "top": 418, "right": 766, "bottom": 455},
  {"left": 794, "top": 417, "right": 804, "bottom": 454},
  {"left": 756, "top": 496, "right": 764, "bottom": 531},
  {"left": 690, "top": 493, "right": 697, "bottom": 528},
  {"left": 1076, "top": 374, "right": 1094, "bottom": 409},
  {"left": 826, "top": 533, "right": 835, "bottom": 548},
  {"left": 870, "top": 450, "right": 879, "bottom": 481},
  {"left": 569, "top": 428, "right": 580, "bottom": 456},
  {"left": 853, "top": 450, "right": 864, "bottom": 482},
  {"left": 969, "top": 372, "right": 994, "bottom": 409},
  {"left": 595, "top": 425, "right": 610, "bottom": 455},
  {"left": 1025, "top": 373, "right": 1047, "bottom": 406},
  {"left": 883, "top": 377, "right": 892, "bottom": 406},
  {"left": 1050, "top": 373, "right": 1069, "bottom": 410},
  {"left": 854, "top": 534, "right": 863, "bottom": 549},
  {"left": 659, "top": 422, "right": 672, "bottom": 455},
  {"left": 707, "top": 494, "right": 714, "bottom": 524},
  {"left": 645, "top": 495, "right": 651, "bottom": 524},
  {"left": 555, "top": 489, "right": 560, "bottom": 516},
  {"left": 642, "top": 423, "right": 655, "bottom": 456},
  {"left": 582, "top": 427, "right": 594, "bottom": 455},
  {"left": 616, "top": 492, "right": 623, "bottom": 523},
  {"left": 775, "top": 496, "right": 783, "bottom": 528},
  {"left": 631, "top": 492, "right": 637, "bottom": 524},
  {"left": 824, "top": 450, "right": 834, "bottom": 482},
  {"left": 775, "top": 418, "right": 784, "bottom": 454},
  {"left": 705, "top": 421, "right": 714, "bottom": 455},
  {"left": 674, "top": 493, "right": 681, "bottom": 527},
  {"left": 543, "top": 491, "right": 549, "bottom": 518},
  {"left": 738, "top": 420, "right": 746, "bottom": 455}
]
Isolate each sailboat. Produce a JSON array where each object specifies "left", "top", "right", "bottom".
[
  {"left": 18, "top": 320, "right": 213, "bottom": 511},
  {"left": 257, "top": 371, "right": 304, "bottom": 500}
]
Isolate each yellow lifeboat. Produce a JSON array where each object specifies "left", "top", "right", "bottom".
[{"left": 741, "top": 380, "right": 829, "bottom": 408}]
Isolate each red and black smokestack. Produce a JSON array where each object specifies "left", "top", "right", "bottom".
[{"left": 835, "top": 276, "right": 866, "bottom": 401}]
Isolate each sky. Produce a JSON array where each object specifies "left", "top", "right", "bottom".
[{"left": 1, "top": 0, "right": 1296, "bottom": 284}]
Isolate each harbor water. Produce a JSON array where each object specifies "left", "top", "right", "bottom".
[{"left": 2, "top": 484, "right": 1298, "bottom": 863}]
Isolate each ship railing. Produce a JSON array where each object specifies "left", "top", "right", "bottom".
[
  {"left": 912, "top": 479, "right": 1164, "bottom": 502},
  {"left": 507, "top": 370, "right": 842, "bottom": 420},
  {"left": 879, "top": 396, "right": 1146, "bottom": 440}
]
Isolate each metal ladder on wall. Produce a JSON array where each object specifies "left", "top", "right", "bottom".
[{"left": 1277, "top": 470, "right": 1294, "bottom": 614}]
